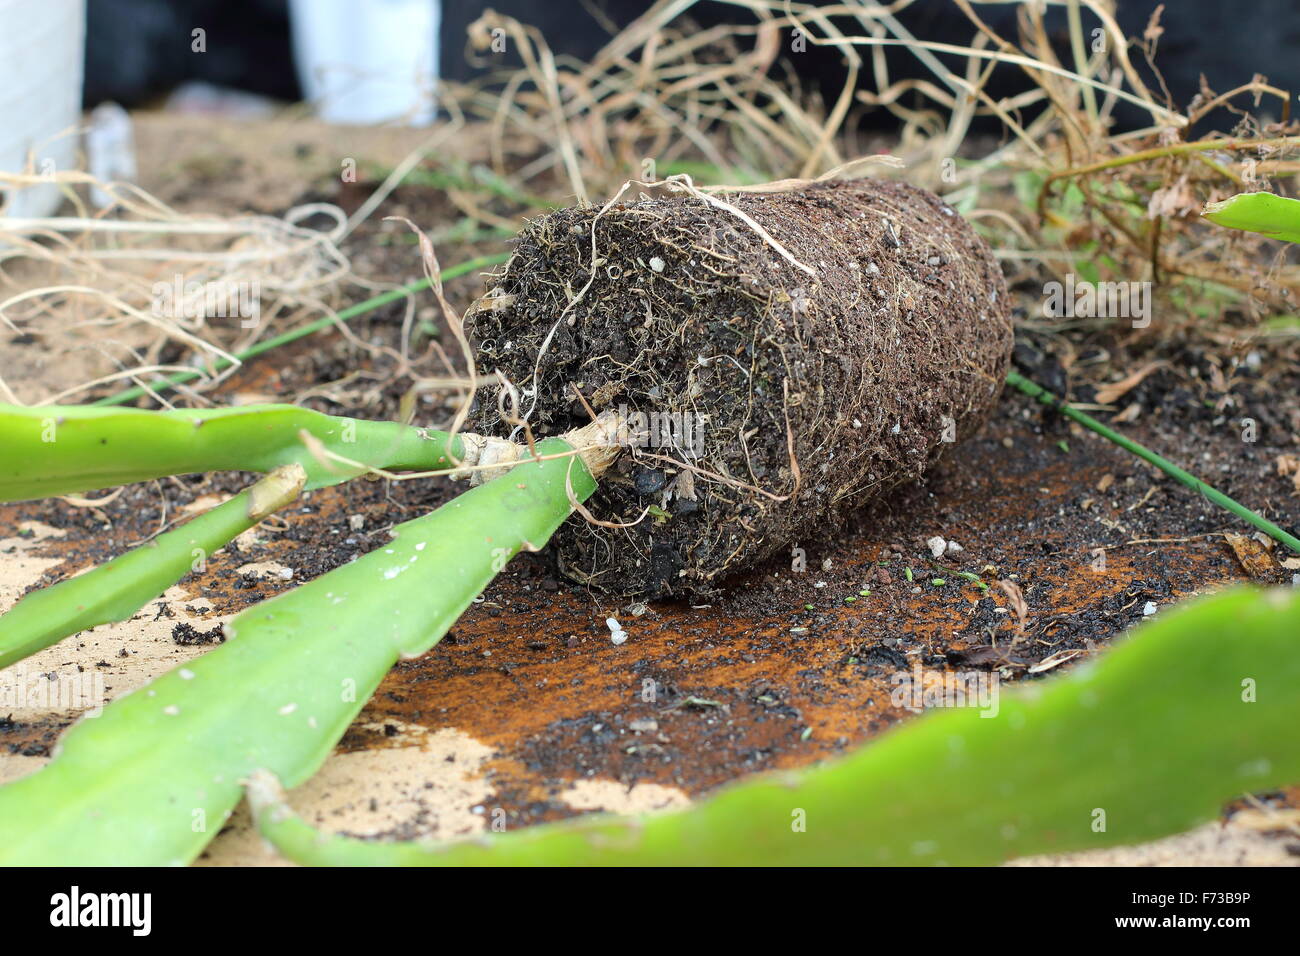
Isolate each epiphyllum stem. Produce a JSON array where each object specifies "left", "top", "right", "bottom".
[
  {"left": 0, "top": 465, "right": 307, "bottom": 670},
  {"left": 0, "top": 402, "right": 464, "bottom": 502},
  {"left": 0, "top": 429, "right": 610, "bottom": 865},
  {"left": 0, "top": 404, "right": 630, "bottom": 672}
]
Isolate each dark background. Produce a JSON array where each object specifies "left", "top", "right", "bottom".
[{"left": 83, "top": 0, "right": 1300, "bottom": 131}]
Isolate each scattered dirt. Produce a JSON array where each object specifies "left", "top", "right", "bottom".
[{"left": 4, "top": 375, "right": 1296, "bottom": 854}]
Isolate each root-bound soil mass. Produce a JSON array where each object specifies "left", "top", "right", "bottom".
[{"left": 469, "top": 179, "right": 1013, "bottom": 596}]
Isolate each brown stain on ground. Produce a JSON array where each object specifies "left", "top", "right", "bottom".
[{"left": 349, "top": 405, "right": 1279, "bottom": 830}]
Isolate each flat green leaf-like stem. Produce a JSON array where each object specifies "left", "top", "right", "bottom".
[
  {"left": 251, "top": 587, "right": 1300, "bottom": 866},
  {"left": 0, "top": 403, "right": 462, "bottom": 502},
  {"left": 0, "top": 465, "right": 306, "bottom": 670},
  {"left": 0, "top": 439, "right": 596, "bottom": 865},
  {"left": 1202, "top": 191, "right": 1300, "bottom": 244}
]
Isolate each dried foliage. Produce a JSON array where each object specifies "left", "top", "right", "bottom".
[
  {"left": 0, "top": 170, "right": 360, "bottom": 406},
  {"left": 437, "top": 1, "right": 1300, "bottom": 339}
]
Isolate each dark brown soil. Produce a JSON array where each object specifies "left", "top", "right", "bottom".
[{"left": 467, "top": 179, "right": 1013, "bottom": 597}]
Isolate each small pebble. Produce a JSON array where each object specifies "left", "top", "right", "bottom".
[
  {"left": 632, "top": 467, "right": 667, "bottom": 495},
  {"left": 606, "top": 617, "right": 628, "bottom": 645},
  {"left": 1142, "top": 601, "right": 1157, "bottom": 616}
]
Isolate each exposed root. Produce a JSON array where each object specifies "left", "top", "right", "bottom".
[{"left": 467, "top": 178, "right": 1012, "bottom": 596}]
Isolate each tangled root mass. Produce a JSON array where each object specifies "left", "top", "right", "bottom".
[{"left": 467, "top": 179, "right": 1013, "bottom": 597}]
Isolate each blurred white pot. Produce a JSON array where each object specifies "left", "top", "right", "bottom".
[
  {"left": 289, "top": 0, "right": 440, "bottom": 126},
  {"left": 0, "top": 0, "right": 85, "bottom": 218}
]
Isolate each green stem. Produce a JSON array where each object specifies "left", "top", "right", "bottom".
[
  {"left": 1037, "top": 135, "right": 1300, "bottom": 216},
  {"left": 0, "top": 438, "right": 597, "bottom": 865},
  {"left": 1006, "top": 369, "right": 1300, "bottom": 554},
  {"left": 1202, "top": 191, "right": 1300, "bottom": 245},
  {"left": 0, "top": 403, "right": 461, "bottom": 502},
  {"left": 0, "top": 465, "right": 305, "bottom": 670},
  {"left": 247, "top": 585, "right": 1300, "bottom": 866},
  {"left": 94, "top": 252, "right": 510, "bottom": 408}
]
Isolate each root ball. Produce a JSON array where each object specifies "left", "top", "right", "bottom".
[{"left": 467, "top": 179, "right": 1012, "bottom": 596}]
